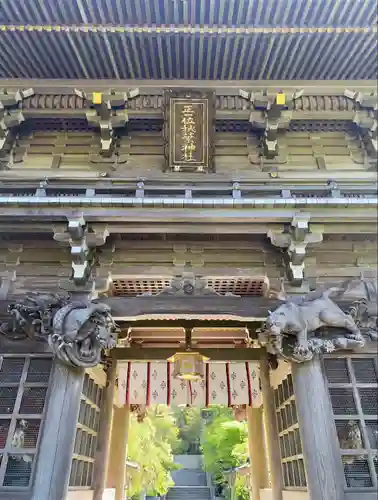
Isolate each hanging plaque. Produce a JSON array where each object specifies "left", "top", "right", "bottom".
[{"left": 164, "top": 91, "right": 214, "bottom": 172}]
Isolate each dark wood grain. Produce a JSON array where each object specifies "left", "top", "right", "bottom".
[
  {"left": 292, "top": 357, "right": 345, "bottom": 500},
  {"left": 31, "top": 361, "right": 85, "bottom": 500},
  {"left": 93, "top": 360, "right": 116, "bottom": 500},
  {"left": 260, "top": 355, "right": 284, "bottom": 500}
]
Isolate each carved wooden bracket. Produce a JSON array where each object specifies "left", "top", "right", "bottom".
[
  {"left": 239, "top": 89, "right": 304, "bottom": 160},
  {"left": 74, "top": 88, "right": 139, "bottom": 157},
  {"left": 267, "top": 214, "right": 323, "bottom": 286},
  {"left": 53, "top": 217, "right": 109, "bottom": 286},
  {"left": 0, "top": 88, "right": 34, "bottom": 151},
  {"left": 344, "top": 89, "right": 378, "bottom": 157}
]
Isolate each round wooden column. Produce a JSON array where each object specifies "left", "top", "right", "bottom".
[
  {"left": 107, "top": 404, "right": 131, "bottom": 500},
  {"left": 93, "top": 359, "right": 117, "bottom": 500},
  {"left": 259, "top": 355, "right": 284, "bottom": 500},
  {"left": 31, "top": 361, "right": 85, "bottom": 500},
  {"left": 247, "top": 406, "right": 268, "bottom": 500},
  {"left": 292, "top": 356, "right": 344, "bottom": 500}
]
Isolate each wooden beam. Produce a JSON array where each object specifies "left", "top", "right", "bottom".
[
  {"left": 0, "top": 169, "right": 376, "bottom": 185},
  {"left": 101, "top": 295, "right": 279, "bottom": 320},
  {"left": 1, "top": 79, "right": 376, "bottom": 95},
  {"left": 0, "top": 295, "right": 360, "bottom": 322},
  {"left": 117, "top": 319, "right": 259, "bottom": 328},
  {"left": 112, "top": 347, "right": 263, "bottom": 361},
  {"left": 0, "top": 220, "right": 377, "bottom": 237},
  {"left": 21, "top": 106, "right": 356, "bottom": 122}
]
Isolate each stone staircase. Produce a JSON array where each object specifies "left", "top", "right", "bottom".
[
  {"left": 166, "top": 486, "right": 211, "bottom": 500},
  {"left": 166, "top": 455, "right": 212, "bottom": 500}
]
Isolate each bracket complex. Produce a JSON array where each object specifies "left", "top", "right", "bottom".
[
  {"left": 0, "top": 88, "right": 34, "bottom": 149},
  {"left": 239, "top": 88, "right": 304, "bottom": 159},
  {"left": 53, "top": 217, "right": 109, "bottom": 286},
  {"left": 344, "top": 89, "right": 378, "bottom": 157},
  {"left": 267, "top": 214, "right": 323, "bottom": 286},
  {"left": 74, "top": 88, "right": 139, "bottom": 156}
]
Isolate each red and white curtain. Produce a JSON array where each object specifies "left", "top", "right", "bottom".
[{"left": 117, "top": 361, "right": 261, "bottom": 407}]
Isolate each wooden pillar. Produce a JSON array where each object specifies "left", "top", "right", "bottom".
[
  {"left": 292, "top": 357, "right": 345, "bottom": 500},
  {"left": 31, "top": 361, "right": 84, "bottom": 500},
  {"left": 93, "top": 359, "right": 117, "bottom": 500},
  {"left": 247, "top": 406, "right": 268, "bottom": 500},
  {"left": 107, "top": 404, "right": 131, "bottom": 500},
  {"left": 260, "top": 355, "right": 283, "bottom": 500}
]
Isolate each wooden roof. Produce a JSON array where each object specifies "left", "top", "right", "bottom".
[{"left": 0, "top": 0, "right": 377, "bottom": 80}]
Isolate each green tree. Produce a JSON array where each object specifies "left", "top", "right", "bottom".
[
  {"left": 126, "top": 406, "right": 180, "bottom": 498},
  {"left": 172, "top": 406, "right": 203, "bottom": 454},
  {"left": 201, "top": 407, "right": 249, "bottom": 499}
]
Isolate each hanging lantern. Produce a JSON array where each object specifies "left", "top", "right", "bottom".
[{"left": 167, "top": 351, "right": 209, "bottom": 381}]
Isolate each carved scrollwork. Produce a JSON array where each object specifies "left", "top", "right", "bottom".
[
  {"left": 0, "top": 294, "right": 119, "bottom": 368},
  {"left": 259, "top": 278, "right": 377, "bottom": 363},
  {"left": 0, "top": 293, "right": 68, "bottom": 341}
]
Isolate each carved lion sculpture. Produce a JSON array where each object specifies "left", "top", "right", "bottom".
[
  {"left": 49, "top": 302, "right": 119, "bottom": 368},
  {"left": 260, "top": 287, "right": 364, "bottom": 363}
]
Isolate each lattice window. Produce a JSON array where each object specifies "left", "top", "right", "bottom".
[
  {"left": 324, "top": 355, "right": 378, "bottom": 491},
  {"left": 207, "top": 277, "right": 267, "bottom": 297},
  {"left": 112, "top": 276, "right": 268, "bottom": 297},
  {"left": 112, "top": 278, "right": 172, "bottom": 296},
  {"left": 274, "top": 373, "right": 307, "bottom": 489},
  {"left": 69, "top": 373, "right": 103, "bottom": 488},
  {"left": 0, "top": 355, "right": 52, "bottom": 489}
]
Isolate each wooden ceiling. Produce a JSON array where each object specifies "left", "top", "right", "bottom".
[{"left": 0, "top": 0, "right": 377, "bottom": 80}]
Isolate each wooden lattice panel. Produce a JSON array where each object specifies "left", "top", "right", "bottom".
[
  {"left": 112, "top": 278, "right": 172, "bottom": 296},
  {"left": 324, "top": 356, "right": 378, "bottom": 490},
  {"left": 207, "top": 277, "right": 268, "bottom": 297},
  {"left": 111, "top": 277, "right": 268, "bottom": 297}
]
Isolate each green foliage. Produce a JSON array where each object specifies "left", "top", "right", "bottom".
[
  {"left": 127, "top": 406, "right": 180, "bottom": 497},
  {"left": 235, "top": 476, "right": 250, "bottom": 500},
  {"left": 172, "top": 406, "right": 203, "bottom": 454},
  {"left": 201, "top": 406, "right": 250, "bottom": 499}
]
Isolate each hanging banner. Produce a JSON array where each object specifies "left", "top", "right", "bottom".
[
  {"left": 117, "top": 361, "right": 261, "bottom": 407},
  {"left": 164, "top": 90, "right": 214, "bottom": 172}
]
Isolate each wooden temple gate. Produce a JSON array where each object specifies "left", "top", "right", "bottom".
[
  {"left": 0, "top": 1, "right": 377, "bottom": 499},
  {"left": 0, "top": 280, "right": 377, "bottom": 500}
]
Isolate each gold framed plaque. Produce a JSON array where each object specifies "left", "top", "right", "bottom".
[{"left": 164, "top": 91, "right": 214, "bottom": 172}]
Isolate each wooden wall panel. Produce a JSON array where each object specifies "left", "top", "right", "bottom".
[
  {"left": 100, "top": 237, "right": 284, "bottom": 287},
  {"left": 2, "top": 127, "right": 371, "bottom": 178},
  {"left": 0, "top": 242, "right": 72, "bottom": 293},
  {"left": 0, "top": 235, "right": 376, "bottom": 295},
  {"left": 305, "top": 235, "right": 378, "bottom": 286}
]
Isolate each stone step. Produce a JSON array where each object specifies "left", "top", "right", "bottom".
[
  {"left": 166, "top": 486, "right": 211, "bottom": 500},
  {"left": 171, "top": 468, "right": 207, "bottom": 486}
]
